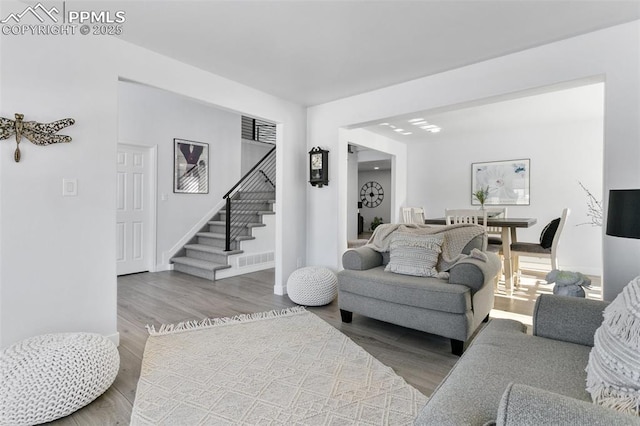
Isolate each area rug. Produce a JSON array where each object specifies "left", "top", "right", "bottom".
[{"left": 131, "top": 307, "right": 427, "bottom": 425}]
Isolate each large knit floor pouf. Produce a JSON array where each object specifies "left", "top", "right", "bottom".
[
  {"left": 287, "top": 266, "right": 338, "bottom": 306},
  {"left": 0, "top": 333, "right": 120, "bottom": 425}
]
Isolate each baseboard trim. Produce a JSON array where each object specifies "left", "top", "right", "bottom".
[
  {"left": 154, "top": 263, "right": 174, "bottom": 272},
  {"left": 215, "top": 261, "right": 275, "bottom": 280},
  {"left": 274, "top": 283, "right": 287, "bottom": 296},
  {"left": 106, "top": 332, "right": 120, "bottom": 347}
]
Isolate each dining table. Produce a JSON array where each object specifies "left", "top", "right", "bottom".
[{"left": 424, "top": 217, "right": 538, "bottom": 291}]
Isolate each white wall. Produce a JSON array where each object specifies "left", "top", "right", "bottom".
[
  {"left": 408, "top": 118, "right": 603, "bottom": 275},
  {"left": 0, "top": 0, "right": 307, "bottom": 347},
  {"left": 1, "top": 34, "right": 119, "bottom": 347},
  {"left": 242, "top": 140, "right": 273, "bottom": 175},
  {"left": 307, "top": 21, "right": 640, "bottom": 301},
  {"left": 358, "top": 170, "right": 392, "bottom": 232},
  {"left": 347, "top": 149, "right": 359, "bottom": 240},
  {"left": 118, "top": 81, "right": 241, "bottom": 268},
  {"left": 217, "top": 211, "right": 276, "bottom": 279},
  {"left": 315, "top": 128, "right": 407, "bottom": 267},
  {"left": 117, "top": 39, "right": 307, "bottom": 299}
]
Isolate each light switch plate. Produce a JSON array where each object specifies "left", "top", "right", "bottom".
[{"left": 62, "top": 178, "right": 77, "bottom": 196}]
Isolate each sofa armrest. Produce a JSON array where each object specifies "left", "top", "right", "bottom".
[
  {"left": 448, "top": 252, "right": 501, "bottom": 292},
  {"left": 496, "top": 383, "right": 639, "bottom": 426},
  {"left": 533, "top": 294, "right": 608, "bottom": 346},
  {"left": 342, "top": 246, "right": 383, "bottom": 271}
]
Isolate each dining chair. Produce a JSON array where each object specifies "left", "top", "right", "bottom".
[
  {"left": 484, "top": 207, "right": 507, "bottom": 244},
  {"left": 445, "top": 209, "right": 488, "bottom": 250},
  {"left": 510, "top": 208, "right": 570, "bottom": 283},
  {"left": 402, "top": 207, "right": 426, "bottom": 224}
]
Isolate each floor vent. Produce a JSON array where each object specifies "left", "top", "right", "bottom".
[{"left": 237, "top": 252, "right": 274, "bottom": 268}]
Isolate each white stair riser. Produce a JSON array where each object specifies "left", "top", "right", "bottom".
[
  {"left": 217, "top": 212, "right": 260, "bottom": 222},
  {"left": 185, "top": 249, "right": 228, "bottom": 264},
  {"left": 237, "top": 191, "right": 275, "bottom": 200},
  {"left": 208, "top": 224, "right": 250, "bottom": 236},
  {"left": 174, "top": 263, "right": 215, "bottom": 280},
  {"left": 197, "top": 235, "right": 236, "bottom": 250}
]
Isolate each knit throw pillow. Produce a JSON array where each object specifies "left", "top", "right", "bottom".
[
  {"left": 385, "top": 232, "right": 444, "bottom": 277},
  {"left": 586, "top": 275, "right": 640, "bottom": 416}
]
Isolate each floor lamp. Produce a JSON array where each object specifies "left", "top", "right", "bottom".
[{"left": 606, "top": 189, "right": 640, "bottom": 239}]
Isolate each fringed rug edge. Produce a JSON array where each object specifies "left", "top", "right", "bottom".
[{"left": 146, "top": 306, "right": 307, "bottom": 336}]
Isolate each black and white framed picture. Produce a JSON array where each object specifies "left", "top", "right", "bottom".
[
  {"left": 174, "top": 138, "right": 209, "bottom": 194},
  {"left": 471, "top": 158, "right": 530, "bottom": 205}
]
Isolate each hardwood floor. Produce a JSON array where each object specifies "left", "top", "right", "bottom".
[{"left": 48, "top": 265, "right": 601, "bottom": 424}]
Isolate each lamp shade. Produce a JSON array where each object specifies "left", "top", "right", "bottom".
[{"left": 606, "top": 189, "right": 640, "bottom": 239}]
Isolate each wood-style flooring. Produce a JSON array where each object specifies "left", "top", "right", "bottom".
[{"left": 47, "top": 266, "right": 601, "bottom": 425}]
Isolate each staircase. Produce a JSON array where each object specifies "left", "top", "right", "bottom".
[{"left": 171, "top": 147, "right": 276, "bottom": 280}]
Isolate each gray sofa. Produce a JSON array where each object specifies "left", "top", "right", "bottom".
[
  {"left": 337, "top": 234, "right": 501, "bottom": 355},
  {"left": 415, "top": 294, "right": 640, "bottom": 425}
]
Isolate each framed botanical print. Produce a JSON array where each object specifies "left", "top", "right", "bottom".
[
  {"left": 471, "top": 159, "right": 530, "bottom": 205},
  {"left": 174, "top": 139, "right": 209, "bottom": 194}
]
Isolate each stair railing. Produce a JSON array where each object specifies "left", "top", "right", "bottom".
[{"left": 223, "top": 146, "right": 276, "bottom": 251}]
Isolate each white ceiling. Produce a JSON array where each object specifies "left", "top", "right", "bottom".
[
  {"left": 365, "top": 81, "right": 605, "bottom": 143},
  {"left": 358, "top": 159, "right": 392, "bottom": 172},
  {"left": 80, "top": 1, "right": 640, "bottom": 106}
]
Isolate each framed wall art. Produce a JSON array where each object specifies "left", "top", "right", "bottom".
[
  {"left": 471, "top": 159, "right": 530, "bottom": 205},
  {"left": 174, "top": 138, "right": 209, "bottom": 194}
]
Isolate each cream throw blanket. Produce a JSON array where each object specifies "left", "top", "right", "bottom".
[{"left": 365, "top": 223, "right": 486, "bottom": 272}]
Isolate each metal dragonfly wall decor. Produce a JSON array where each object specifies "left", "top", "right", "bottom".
[{"left": 0, "top": 113, "right": 75, "bottom": 162}]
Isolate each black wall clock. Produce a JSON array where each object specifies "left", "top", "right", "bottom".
[{"left": 360, "top": 181, "right": 384, "bottom": 208}]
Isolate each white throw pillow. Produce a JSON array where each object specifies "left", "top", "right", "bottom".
[
  {"left": 586, "top": 275, "right": 640, "bottom": 416},
  {"left": 385, "top": 232, "right": 444, "bottom": 277}
]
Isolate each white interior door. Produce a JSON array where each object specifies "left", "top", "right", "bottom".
[{"left": 116, "top": 144, "right": 153, "bottom": 275}]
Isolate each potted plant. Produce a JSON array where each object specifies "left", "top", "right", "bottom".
[
  {"left": 472, "top": 186, "right": 490, "bottom": 209},
  {"left": 370, "top": 217, "right": 383, "bottom": 231}
]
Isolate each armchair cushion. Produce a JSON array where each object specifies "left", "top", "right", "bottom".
[{"left": 339, "top": 267, "right": 471, "bottom": 314}]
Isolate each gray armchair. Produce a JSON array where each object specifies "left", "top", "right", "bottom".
[{"left": 338, "top": 234, "right": 501, "bottom": 355}]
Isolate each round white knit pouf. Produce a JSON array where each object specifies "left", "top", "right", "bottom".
[
  {"left": 287, "top": 266, "right": 338, "bottom": 306},
  {"left": 0, "top": 332, "right": 120, "bottom": 426}
]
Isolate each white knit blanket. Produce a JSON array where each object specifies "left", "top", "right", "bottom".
[
  {"left": 586, "top": 275, "right": 640, "bottom": 416},
  {"left": 365, "top": 223, "right": 485, "bottom": 272}
]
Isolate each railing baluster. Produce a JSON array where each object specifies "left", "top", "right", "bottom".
[
  {"left": 223, "top": 147, "right": 276, "bottom": 252},
  {"left": 225, "top": 197, "right": 232, "bottom": 251}
]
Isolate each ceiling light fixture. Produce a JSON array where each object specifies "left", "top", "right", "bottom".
[
  {"left": 394, "top": 128, "right": 404, "bottom": 132},
  {"left": 374, "top": 166, "right": 380, "bottom": 170},
  {"left": 408, "top": 118, "right": 425, "bottom": 123},
  {"left": 401, "top": 132, "right": 412, "bottom": 135},
  {"left": 379, "top": 122, "right": 389, "bottom": 126},
  {"left": 411, "top": 120, "right": 428, "bottom": 126}
]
